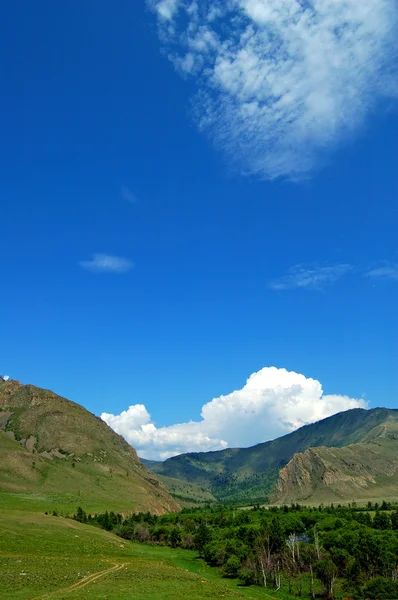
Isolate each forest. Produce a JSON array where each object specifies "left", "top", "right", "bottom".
[{"left": 72, "top": 501, "right": 398, "bottom": 599}]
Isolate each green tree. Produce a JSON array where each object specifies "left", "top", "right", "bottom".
[
  {"left": 203, "top": 540, "right": 226, "bottom": 566},
  {"left": 269, "top": 517, "right": 285, "bottom": 553},
  {"left": 315, "top": 558, "right": 338, "bottom": 599},
  {"left": 75, "top": 506, "right": 87, "bottom": 523},
  {"left": 168, "top": 527, "right": 182, "bottom": 548},
  {"left": 373, "top": 511, "right": 391, "bottom": 530},
  {"left": 194, "top": 523, "right": 212, "bottom": 554},
  {"left": 391, "top": 510, "right": 398, "bottom": 530},
  {"left": 363, "top": 577, "right": 398, "bottom": 599},
  {"left": 239, "top": 566, "right": 256, "bottom": 586},
  {"left": 223, "top": 555, "right": 241, "bottom": 578}
]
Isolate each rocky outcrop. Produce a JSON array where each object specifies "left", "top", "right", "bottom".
[{"left": 270, "top": 437, "right": 398, "bottom": 504}]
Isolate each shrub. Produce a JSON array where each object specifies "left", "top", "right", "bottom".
[
  {"left": 222, "top": 556, "right": 241, "bottom": 578},
  {"left": 363, "top": 576, "right": 398, "bottom": 599},
  {"left": 238, "top": 566, "right": 256, "bottom": 586}
]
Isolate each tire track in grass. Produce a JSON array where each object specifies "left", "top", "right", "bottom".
[{"left": 33, "top": 562, "right": 125, "bottom": 598}]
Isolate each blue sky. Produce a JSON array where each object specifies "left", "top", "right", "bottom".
[{"left": 1, "top": 0, "right": 397, "bottom": 459}]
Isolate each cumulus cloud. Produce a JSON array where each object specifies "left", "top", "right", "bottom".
[
  {"left": 101, "top": 366, "right": 366, "bottom": 460},
  {"left": 79, "top": 253, "right": 134, "bottom": 273},
  {"left": 270, "top": 264, "right": 353, "bottom": 290},
  {"left": 149, "top": 0, "right": 397, "bottom": 179}
]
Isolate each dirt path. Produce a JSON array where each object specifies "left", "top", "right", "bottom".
[{"left": 33, "top": 563, "right": 125, "bottom": 599}]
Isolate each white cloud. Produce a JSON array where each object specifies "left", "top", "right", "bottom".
[
  {"left": 149, "top": 0, "right": 397, "bottom": 179},
  {"left": 365, "top": 263, "right": 398, "bottom": 281},
  {"left": 79, "top": 253, "right": 134, "bottom": 273},
  {"left": 121, "top": 186, "right": 138, "bottom": 204},
  {"left": 101, "top": 366, "right": 366, "bottom": 460},
  {"left": 154, "top": 0, "right": 180, "bottom": 21},
  {"left": 270, "top": 264, "right": 352, "bottom": 290}
]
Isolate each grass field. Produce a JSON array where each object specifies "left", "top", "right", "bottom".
[{"left": 0, "top": 509, "right": 293, "bottom": 599}]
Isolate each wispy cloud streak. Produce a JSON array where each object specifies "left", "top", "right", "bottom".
[
  {"left": 121, "top": 186, "right": 138, "bottom": 204},
  {"left": 150, "top": 0, "right": 397, "bottom": 179},
  {"left": 270, "top": 264, "right": 352, "bottom": 290},
  {"left": 365, "top": 264, "right": 398, "bottom": 281},
  {"left": 79, "top": 254, "right": 134, "bottom": 273}
]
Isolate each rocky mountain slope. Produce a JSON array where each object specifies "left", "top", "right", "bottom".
[
  {"left": 0, "top": 379, "right": 179, "bottom": 514},
  {"left": 271, "top": 419, "right": 398, "bottom": 504},
  {"left": 143, "top": 408, "right": 398, "bottom": 503}
]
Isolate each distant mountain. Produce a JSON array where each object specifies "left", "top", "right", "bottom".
[
  {"left": 143, "top": 408, "right": 398, "bottom": 503},
  {"left": 0, "top": 379, "right": 179, "bottom": 514},
  {"left": 156, "top": 474, "right": 218, "bottom": 507},
  {"left": 271, "top": 422, "right": 398, "bottom": 504}
]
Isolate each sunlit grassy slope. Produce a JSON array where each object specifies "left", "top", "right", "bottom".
[
  {"left": 0, "top": 379, "right": 179, "bottom": 514},
  {"left": 0, "top": 509, "right": 276, "bottom": 600}
]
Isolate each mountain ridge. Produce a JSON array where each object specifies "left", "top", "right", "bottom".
[{"left": 142, "top": 407, "right": 398, "bottom": 502}]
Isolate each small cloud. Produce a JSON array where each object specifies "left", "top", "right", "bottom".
[
  {"left": 121, "top": 186, "right": 138, "bottom": 204},
  {"left": 270, "top": 264, "right": 352, "bottom": 291},
  {"left": 155, "top": 0, "right": 180, "bottom": 21},
  {"left": 79, "top": 254, "right": 134, "bottom": 273},
  {"left": 365, "top": 264, "right": 398, "bottom": 281}
]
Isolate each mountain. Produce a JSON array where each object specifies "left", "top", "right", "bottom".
[
  {"left": 143, "top": 408, "right": 398, "bottom": 503},
  {"left": 156, "top": 474, "right": 218, "bottom": 507},
  {"left": 270, "top": 438, "right": 398, "bottom": 505},
  {"left": 271, "top": 417, "right": 398, "bottom": 504},
  {"left": 0, "top": 379, "right": 179, "bottom": 514}
]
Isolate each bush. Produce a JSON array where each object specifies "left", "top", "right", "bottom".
[
  {"left": 203, "top": 541, "right": 227, "bottom": 566},
  {"left": 182, "top": 534, "right": 195, "bottom": 549},
  {"left": 363, "top": 576, "right": 398, "bottom": 599},
  {"left": 222, "top": 555, "right": 241, "bottom": 578},
  {"left": 238, "top": 566, "right": 256, "bottom": 586},
  {"left": 168, "top": 527, "right": 182, "bottom": 548},
  {"left": 373, "top": 512, "right": 391, "bottom": 530},
  {"left": 114, "top": 524, "right": 135, "bottom": 540},
  {"left": 194, "top": 523, "right": 212, "bottom": 554},
  {"left": 134, "top": 524, "right": 151, "bottom": 543}
]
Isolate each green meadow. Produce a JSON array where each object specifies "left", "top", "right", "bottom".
[{"left": 0, "top": 506, "right": 283, "bottom": 599}]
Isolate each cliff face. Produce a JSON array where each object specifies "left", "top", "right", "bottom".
[
  {"left": 270, "top": 434, "right": 398, "bottom": 504},
  {"left": 0, "top": 379, "right": 179, "bottom": 514}
]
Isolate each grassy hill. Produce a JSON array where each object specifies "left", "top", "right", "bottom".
[
  {"left": 270, "top": 427, "right": 398, "bottom": 505},
  {"left": 0, "top": 379, "right": 274, "bottom": 599},
  {"left": 0, "top": 379, "right": 179, "bottom": 514},
  {"left": 143, "top": 408, "right": 398, "bottom": 503},
  {"left": 1, "top": 508, "right": 267, "bottom": 599}
]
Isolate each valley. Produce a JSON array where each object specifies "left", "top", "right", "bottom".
[
  {"left": 144, "top": 407, "right": 398, "bottom": 505},
  {"left": 1, "top": 377, "right": 397, "bottom": 599}
]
